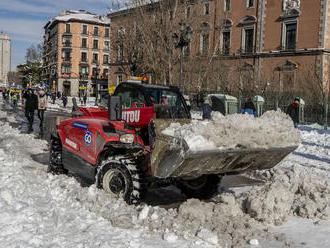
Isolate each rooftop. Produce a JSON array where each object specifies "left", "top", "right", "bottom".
[{"left": 45, "top": 10, "right": 110, "bottom": 29}]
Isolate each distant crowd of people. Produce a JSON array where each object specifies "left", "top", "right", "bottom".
[{"left": 1, "top": 87, "right": 90, "bottom": 134}]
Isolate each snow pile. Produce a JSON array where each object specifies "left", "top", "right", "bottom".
[{"left": 163, "top": 110, "right": 301, "bottom": 151}]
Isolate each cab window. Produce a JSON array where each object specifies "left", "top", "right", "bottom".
[{"left": 116, "top": 87, "right": 146, "bottom": 108}]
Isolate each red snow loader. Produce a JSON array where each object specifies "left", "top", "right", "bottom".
[{"left": 48, "top": 82, "right": 297, "bottom": 204}]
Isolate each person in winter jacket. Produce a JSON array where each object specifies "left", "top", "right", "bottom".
[
  {"left": 83, "top": 93, "right": 87, "bottom": 105},
  {"left": 241, "top": 98, "right": 257, "bottom": 116},
  {"left": 37, "top": 89, "right": 47, "bottom": 131},
  {"left": 23, "top": 89, "right": 38, "bottom": 133},
  {"left": 62, "top": 94, "right": 68, "bottom": 108},
  {"left": 286, "top": 97, "right": 300, "bottom": 128},
  {"left": 11, "top": 93, "right": 18, "bottom": 111},
  {"left": 202, "top": 98, "right": 212, "bottom": 120},
  {"left": 51, "top": 92, "right": 56, "bottom": 104}
]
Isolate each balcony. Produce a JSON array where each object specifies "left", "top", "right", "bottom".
[
  {"left": 79, "top": 73, "right": 89, "bottom": 79},
  {"left": 62, "top": 32, "right": 72, "bottom": 37},
  {"left": 80, "top": 60, "right": 88, "bottom": 65},
  {"left": 62, "top": 57, "right": 71, "bottom": 63},
  {"left": 92, "top": 60, "right": 99, "bottom": 65},
  {"left": 62, "top": 41, "right": 72, "bottom": 48}
]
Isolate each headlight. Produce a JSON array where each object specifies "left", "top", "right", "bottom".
[{"left": 120, "top": 134, "right": 134, "bottom": 144}]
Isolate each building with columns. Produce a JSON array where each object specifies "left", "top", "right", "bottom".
[
  {"left": 0, "top": 32, "right": 11, "bottom": 87},
  {"left": 43, "top": 10, "right": 110, "bottom": 98}
]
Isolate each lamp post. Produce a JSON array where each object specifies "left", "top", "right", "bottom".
[
  {"left": 172, "top": 22, "right": 193, "bottom": 91},
  {"left": 94, "top": 65, "right": 100, "bottom": 106}
]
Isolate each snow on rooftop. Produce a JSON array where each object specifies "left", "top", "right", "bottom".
[{"left": 48, "top": 10, "right": 110, "bottom": 26}]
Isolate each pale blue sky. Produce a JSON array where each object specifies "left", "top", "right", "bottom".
[{"left": 0, "top": 0, "right": 125, "bottom": 70}]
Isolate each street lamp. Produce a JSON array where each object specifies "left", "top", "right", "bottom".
[
  {"left": 94, "top": 65, "right": 100, "bottom": 106},
  {"left": 172, "top": 22, "right": 193, "bottom": 91}
]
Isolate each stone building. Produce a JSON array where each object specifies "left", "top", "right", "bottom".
[
  {"left": 108, "top": 0, "right": 330, "bottom": 102},
  {"left": 0, "top": 32, "right": 11, "bottom": 87},
  {"left": 43, "top": 10, "right": 110, "bottom": 98}
]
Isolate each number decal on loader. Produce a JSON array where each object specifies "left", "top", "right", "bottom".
[{"left": 84, "top": 131, "right": 92, "bottom": 145}]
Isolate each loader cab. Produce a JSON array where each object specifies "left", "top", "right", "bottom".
[{"left": 114, "top": 82, "right": 191, "bottom": 120}]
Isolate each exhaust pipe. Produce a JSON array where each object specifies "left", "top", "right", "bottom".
[{"left": 108, "top": 96, "right": 122, "bottom": 121}]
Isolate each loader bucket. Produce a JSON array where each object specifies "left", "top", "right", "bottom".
[{"left": 150, "top": 119, "right": 298, "bottom": 179}]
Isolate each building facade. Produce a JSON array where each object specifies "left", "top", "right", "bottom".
[
  {"left": 43, "top": 10, "right": 110, "bottom": 98},
  {"left": 109, "top": 0, "right": 330, "bottom": 101},
  {"left": 0, "top": 32, "right": 11, "bottom": 87}
]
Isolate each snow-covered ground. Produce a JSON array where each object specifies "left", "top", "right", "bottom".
[{"left": 0, "top": 106, "right": 329, "bottom": 247}]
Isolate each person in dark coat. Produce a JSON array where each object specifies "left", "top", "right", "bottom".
[
  {"left": 51, "top": 92, "right": 56, "bottom": 104},
  {"left": 83, "top": 93, "right": 87, "bottom": 106},
  {"left": 286, "top": 97, "right": 300, "bottom": 128},
  {"left": 241, "top": 98, "right": 257, "bottom": 116},
  {"left": 202, "top": 98, "right": 212, "bottom": 120},
  {"left": 23, "top": 89, "right": 38, "bottom": 133},
  {"left": 62, "top": 94, "right": 68, "bottom": 108}
]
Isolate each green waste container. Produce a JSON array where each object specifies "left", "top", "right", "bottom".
[
  {"left": 253, "top": 95, "right": 265, "bottom": 117},
  {"left": 207, "top": 94, "right": 238, "bottom": 115}
]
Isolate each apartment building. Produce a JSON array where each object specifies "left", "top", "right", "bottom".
[
  {"left": 43, "top": 10, "right": 110, "bottom": 97},
  {"left": 109, "top": 0, "right": 330, "bottom": 99},
  {"left": 0, "top": 32, "right": 11, "bottom": 87}
]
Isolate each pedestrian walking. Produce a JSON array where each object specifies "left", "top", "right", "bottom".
[
  {"left": 23, "top": 89, "right": 38, "bottom": 133},
  {"left": 286, "top": 97, "right": 300, "bottom": 128},
  {"left": 83, "top": 93, "right": 87, "bottom": 106},
  {"left": 51, "top": 92, "right": 56, "bottom": 104},
  {"left": 11, "top": 93, "right": 18, "bottom": 111},
  {"left": 201, "top": 97, "right": 212, "bottom": 120},
  {"left": 37, "top": 89, "right": 47, "bottom": 132},
  {"left": 62, "top": 94, "right": 68, "bottom": 108}
]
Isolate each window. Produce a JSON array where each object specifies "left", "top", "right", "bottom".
[
  {"left": 94, "top": 26, "right": 99, "bottom": 36},
  {"left": 103, "top": 54, "right": 109, "bottom": 64},
  {"left": 63, "top": 38, "right": 71, "bottom": 47},
  {"left": 222, "top": 31, "right": 231, "bottom": 55},
  {"left": 105, "top": 28, "right": 110, "bottom": 38},
  {"left": 93, "top": 53, "right": 98, "bottom": 63},
  {"left": 61, "top": 65, "right": 71, "bottom": 74},
  {"left": 82, "top": 25, "right": 88, "bottom": 35},
  {"left": 243, "top": 28, "right": 254, "bottom": 53},
  {"left": 92, "top": 67, "right": 99, "bottom": 78},
  {"left": 186, "top": 6, "right": 191, "bottom": 18},
  {"left": 247, "top": 0, "right": 254, "bottom": 8},
  {"left": 63, "top": 51, "right": 71, "bottom": 61},
  {"left": 93, "top": 39, "right": 99, "bottom": 49},
  {"left": 284, "top": 22, "right": 297, "bottom": 50},
  {"left": 81, "top": 52, "right": 87, "bottom": 62},
  {"left": 200, "top": 33, "right": 209, "bottom": 55},
  {"left": 104, "top": 41, "right": 110, "bottom": 51},
  {"left": 65, "top": 24, "right": 70, "bottom": 33},
  {"left": 80, "top": 66, "right": 88, "bottom": 75},
  {"left": 282, "top": 71, "right": 295, "bottom": 91},
  {"left": 117, "top": 44, "right": 124, "bottom": 61},
  {"left": 204, "top": 2, "right": 210, "bottom": 15},
  {"left": 117, "top": 86, "right": 146, "bottom": 108},
  {"left": 117, "top": 75, "right": 123, "bottom": 85},
  {"left": 81, "top": 38, "right": 87, "bottom": 48},
  {"left": 103, "top": 69, "right": 109, "bottom": 78},
  {"left": 224, "top": 0, "right": 231, "bottom": 11}
]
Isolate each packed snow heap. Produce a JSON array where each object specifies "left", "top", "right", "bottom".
[{"left": 163, "top": 110, "right": 301, "bottom": 151}]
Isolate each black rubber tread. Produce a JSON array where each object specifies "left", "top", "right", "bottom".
[
  {"left": 47, "top": 135, "right": 67, "bottom": 175},
  {"left": 176, "top": 175, "right": 221, "bottom": 199},
  {"left": 98, "top": 155, "right": 144, "bottom": 205}
]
